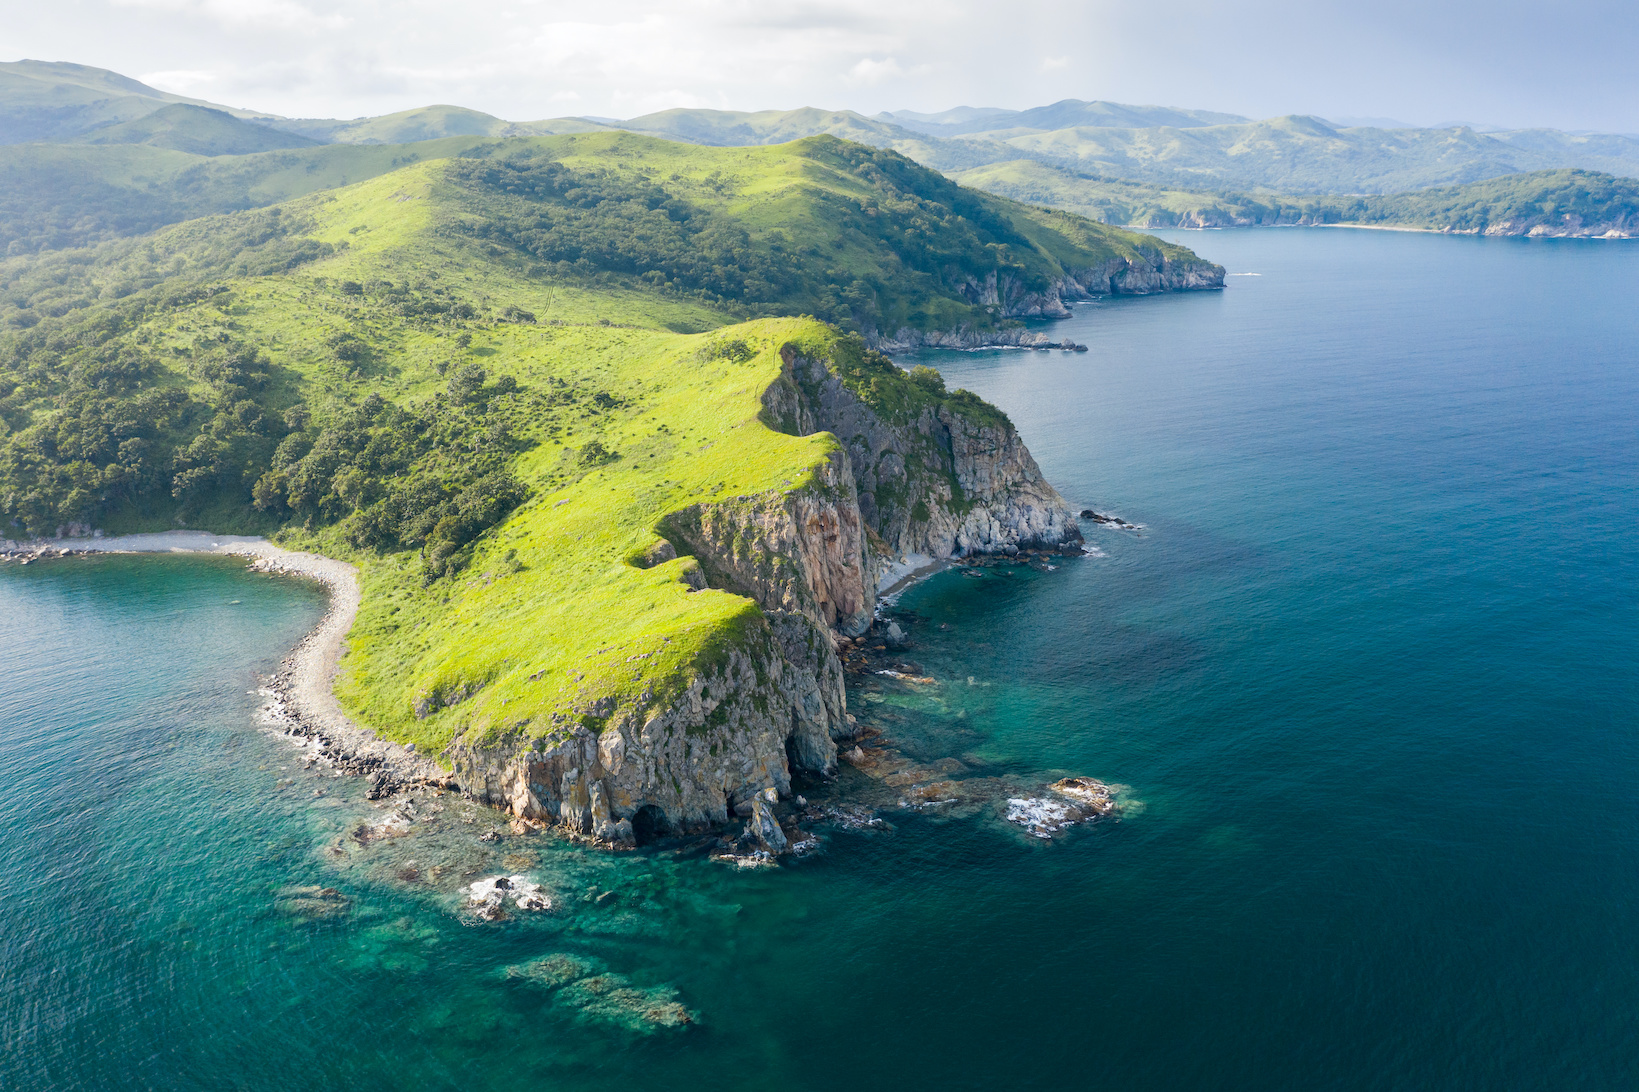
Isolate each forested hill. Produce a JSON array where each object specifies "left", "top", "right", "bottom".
[
  {"left": 0, "top": 132, "right": 1218, "bottom": 541},
  {"left": 7, "top": 60, "right": 1639, "bottom": 249},
  {"left": 957, "top": 163, "right": 1639, "bottom": 237},
  {"left": 1329, "top": 169, "right": 1639, "bottom": 236}
]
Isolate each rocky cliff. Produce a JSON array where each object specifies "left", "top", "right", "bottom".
[
  {"left": 871, "top": 249, "right": 1223, "bottom": 349},
  {"left": 760, "top": 341, "right": 1082, "bottom": 584},
  {"left": 451, "top": 335, "right": 1082, "bottom": 845}
]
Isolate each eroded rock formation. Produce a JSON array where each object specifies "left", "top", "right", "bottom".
[{"left": 453, "top": 339, "right": 1083, "bottom": 844}]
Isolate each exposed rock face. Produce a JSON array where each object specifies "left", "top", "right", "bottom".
[
  {"left": 872, "top": 327, "right": 1088, "bottom": 352},
  {"left": 872, "top": 249, "right": 1224, "bottom": 350},
  {"left": 748, "top": 787, "right": 788, "bottom": 853},
  {"left": 662, "top": 447, "right": 872, "bottom": 636},
  {"left": 455, "top": 339, "right": 1083, "bottom": 842},
  {"left": 763, "top": 345, "right": 1082, "bottom": 585},
  {"left": 449, "top": 632, "right": 817, "bottom": 840},
  {"left": 1427, "top": 215, "right": 1637, "bottom": 238}
]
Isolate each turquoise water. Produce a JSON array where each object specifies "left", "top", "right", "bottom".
[{"left": 3, "top": 228, "right": 1638, "bottom": 1088}]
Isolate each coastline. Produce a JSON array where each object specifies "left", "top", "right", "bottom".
[
  {"left": 1157, "top": 221, "right": 1636, "bottom": 239},
  {"left": 0, "top": 531, "right": 448, "bottom": 795}
]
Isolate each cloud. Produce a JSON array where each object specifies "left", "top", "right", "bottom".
[
  {"left": 847, "top": 57, "right": 904, "bottom": 85},
  {"left": 111, "top": 0, "right": 349, "bottom": 33},
  {"left": 8, "top": 0, "right": 1639, "bottom": 130}
]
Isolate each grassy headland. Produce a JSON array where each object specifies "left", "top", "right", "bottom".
[{"left": 0, "top": 135, "right": 1213, "bottom": 757}]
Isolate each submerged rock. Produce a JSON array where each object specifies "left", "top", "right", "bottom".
[
  {"left": 276, "top": 884, "right": 351, "bottom": 922},
  {"left": 505, "top": 952, "right": 603, "bottom": 988},
  {"left": 503, "top": 952, "right": 696, "bottom": 1032},
  {"left": 558, "top": 974, "right": 695, "bottom": 1031}
]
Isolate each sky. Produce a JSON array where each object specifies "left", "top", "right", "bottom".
[{"left": 5, "top": 0, "right": 1638, "bottom": 132}]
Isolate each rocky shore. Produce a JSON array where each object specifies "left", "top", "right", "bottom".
[
  {"left": 868, "top": 252, "right": 1224, "bottom": 353},
  {"left": 870, "top": 327, "right": 1090, "bottom": 353},
  {"left": 0, "top": 531, "right": 445, "bottom": 795},
  {"left": 2, "top": 341, "right": 1129, "bottom": 859}
]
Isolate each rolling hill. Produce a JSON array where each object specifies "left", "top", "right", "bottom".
[
  {"left": 957, "top": 161, "right": 1639, "bottom": 237},
  {"left": 11, "top": 61, "right": 1639, "bottom": 197},
  {"left": 71, "top": 103, "right": 320, "bottom": 156},
  {"left": 878, "top": 99, "right": 1250, "bottom": 136},
  {"left": 271, "top": 105, "right": 610, "bottom": 145},
  {"left": 0, "top": 59, "right": 273, "bottom": 144},
  {"left": 2, "top": 60, "right": 1632, "bottom": 255}
]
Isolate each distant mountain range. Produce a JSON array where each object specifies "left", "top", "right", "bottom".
[
  {"left": 0, "top": 59, "right": 1634, "bottom": 253},
  {"left": 7, "top": 60, "right": 1638, "bottom": 194}
]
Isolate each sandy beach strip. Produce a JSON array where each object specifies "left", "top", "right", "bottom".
[{"left": 0, "top": 531, "right": 450, "bottom": 789}]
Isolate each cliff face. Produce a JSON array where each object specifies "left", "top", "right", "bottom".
[
  {"left": 762, "top": 344, "right": 1081, "bottom": 583},
  {"left": 454, "top": 338, "right": 1081, "bottom": 843},
  {"left": 874, "top": 250, "right": 1224, "bottom": 349},
  {"left": 448, "top": 627, "right": 829, "bottom": 842}
]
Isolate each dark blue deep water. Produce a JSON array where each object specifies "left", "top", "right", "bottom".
[{"left": 2, "top": 228, "right": 1637, "bottom": 1089}]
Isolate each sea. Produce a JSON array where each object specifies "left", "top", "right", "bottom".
[{"left": 1, "top": 227, "right": 1636, "bottom": 1090}]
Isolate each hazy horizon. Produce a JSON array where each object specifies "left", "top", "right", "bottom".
[{"left": 4, "top": 0, "right": 1635, "bottom": 134}]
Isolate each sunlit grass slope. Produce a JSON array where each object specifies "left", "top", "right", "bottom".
[
  {"left": 230, "top": 168, "right": 864, "bottom": 753},
  {"left": 255, "top": 164, "right": 854, "bottom": 751},
  {"left": 0, "top": 139, "right": 1222, "bottom": 758},
  {"left": 333, "top": 317, "right": 847, "bottom": 755},
  {"left": 0, "top": 150, "right": 957, "bottom": 757}
]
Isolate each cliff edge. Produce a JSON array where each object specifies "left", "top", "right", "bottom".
[{"left": 446, "top": 329, "right": 1081, "bottom": 845}]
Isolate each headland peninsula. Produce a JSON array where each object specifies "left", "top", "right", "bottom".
[{"left": 0, "top": 129, "right": 1218, "bottom": 855}]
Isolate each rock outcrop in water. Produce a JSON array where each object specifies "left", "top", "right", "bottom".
[{"left": 452, "top": 339, "right": 1084, "bottom": 843}]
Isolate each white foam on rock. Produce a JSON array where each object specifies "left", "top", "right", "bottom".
[
  {"left": 467, "top": 875, "right": 551, "bottom": 915},
  {"left": 1005, "top": 797, "right": 1080, "bottom": 839}
]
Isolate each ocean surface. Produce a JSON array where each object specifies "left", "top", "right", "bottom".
[{"left": 2, "top": 228, "right": 1637, "bottom": 1090}]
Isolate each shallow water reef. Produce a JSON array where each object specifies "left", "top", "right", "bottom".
[{"left": 504, "top": 953, "right": 695, "bottom": 1033}]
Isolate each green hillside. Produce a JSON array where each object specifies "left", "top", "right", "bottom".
[
  {"left": 595, "top": 106, "right": 1639, "bottom": 193},
  {"left": 0, "top": 59, "right": 270, "bottom": 144},
  {"left": 0, "top": 131, "right": 1211, "bottom": 321},
  {"left": 954, "top": 159, "right": 1301, "bottom": 228},
  {"left": 0, "top": 136, "right": 498, "bottom": 253},
  {"left": 0, "top": 157, "right": 829, "bottom": 752},
  {"left": 71, "top": 103, "right": 320, "bottom": 156},
  {"left": 1336, "top": 169, "right": 1639, "bottom": 235},
  {"left": 0, "top": 132, "right": 1212, "bottom": 536},
  {"left": 6, "top": 61, "right": 1638, "bottom": 211},
  {"left": 997, "top": 116, "right": 1513, "bottom": 192},
  {"left": 271, "top": 106, "right": 609, "bottom": 145},
  {"left": 0, "top": 136, "right": 1212, "bottom": 754},
  {"left": 955, "top": 161, "right": 1639, "bottom": 236}
]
